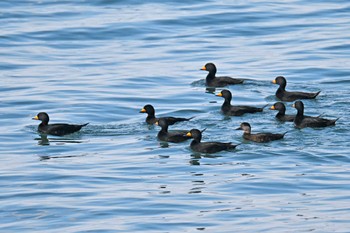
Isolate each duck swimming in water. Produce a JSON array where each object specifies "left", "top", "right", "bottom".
[
  {"left": 155, "top": 118, "right": 191, "bottom": 143},
  {"left": 270, "top": 102, "right": 323, "bottom": 122},
  {"left": 186, "top": 129, "right": 238, "bottom": 153},
  {"left": 200, "top": 63, "right": 243, "bottom": 87},
  {"left": 32, "top": 112, "right": 88, "bottom": 136},
  {"left": 272, "top": 76, "right": 320, "bottom": 102},
  {"left": 270, "top": 102, "right": 295, "bottom": 122},
  {"left": 140, "top": 104, "right": 193, "bottom": 125},
  {"left": 236, "top": 122, "right": 287, "bottom": 143},
  {"left": 216, "top": 90, "right": 266, "bottom": 116},
  {"left": 292, "top": 101, "right": 338, "bottom": 128}
]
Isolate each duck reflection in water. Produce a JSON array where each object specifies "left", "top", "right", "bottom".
[{"left": 35, "top": 134, "right": 84, "bottom": 146}]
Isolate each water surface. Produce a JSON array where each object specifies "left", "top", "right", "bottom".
[{"left": 1, "top": 0, "right": 350, "bottom": 232}]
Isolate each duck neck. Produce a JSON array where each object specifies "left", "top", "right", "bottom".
[
  {"left": 146, "top": 115, "right": 155, "bottom": 122},
  {"left": 157, "top": 126, "right": 168, "bottom": 139},
  {"left": 40, "top": 121, "right": 48, "bottom": 126},
  {"left": 160, "top": 125, "right": 168, "bottom": 133},
  {"left": 277, "top": 108, "right": 285, "bottom": 116},
  {"left": 243, "top": 133, "right": 250, "bottom": 140},
  {"left": 206, "top": 71, "right": 216, "bottom": 82},
  {"left": 242, "top": 131, "right": 251, "bottom": 141},
  {"left": 294, "top": 108, "right": 304, "bottom": 126},
  {"left": 243, "top": 128, "right": 251, "bottom": 135},
  {"left": 147, "top": 108, "right": 155, "bottom": 117},
  {"left": 278, "top": 79, "right": 287, "bottom": 90},
  {"left": 223, "top": 95, "right": 232, "bottom": 106},
  {"left": 190, "top": 138, "right": 201, "bottom": 147},
  {"left": 243, "top": 132, "right": 251, "bottom": 136},
  {"left": 275, "top": 87, "right": 286, "bottom": 100},
  {"left": 296, "top": 107, "right": 304, "bottom": 117}
]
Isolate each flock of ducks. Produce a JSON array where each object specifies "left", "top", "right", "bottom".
[{"left": 32, "top": 62, "right": 338, "bottom": 153}]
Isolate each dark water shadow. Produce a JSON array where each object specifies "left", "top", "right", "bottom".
[
  {"left": 189, "top": 152, "right": 223, "bottom": 165},
  {"left": 35, "top": 135, "right": 86, "bottom": 146},
  {"left": 191, "top": 78, "right": 269, "bottom": 87},
  {"left": 205, "top": 87, "right": 216, "bottom": 94},
  {"left": 159, "top": 141, "right": 170, "bottom": 148},
  {"left": 191, "top": 79, "right": 273, "bottom": 97},
  {"left": 39, "top": 154, "right": 87, "bottom": 161}
]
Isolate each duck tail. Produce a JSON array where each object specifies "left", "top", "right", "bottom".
[
  {"left": 283, "top": 130, "right": 292, "bottom": 136},
  {"left": 314, "top": 90, "right": 321, "bottom": 98},
  {"left": 81, "top": 123, "right": 89, "bottom": 127},
  {"left": 229, "top": 143, "right": 240, "bottom": 150},
  {"left": 261, "top": 104, "right": 269, "bottom": 111}
]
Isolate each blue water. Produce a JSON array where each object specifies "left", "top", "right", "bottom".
[{"left": 1, "top": 0, "right": 350, "bottom": 232}]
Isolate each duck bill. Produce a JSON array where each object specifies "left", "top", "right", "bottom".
[
  {"left": 186, "top": 132, "right": 192, "bottom": 137},
  {"left": 216, "top": 93, "right": 223, "bottom": 97},
  {"left": 291, "top": 104, "right": 295, "bottom": 108},
  {"left": 272, "top": 79, "right": 277, "bottom": 84},
  {"left": 139, "top": 108, "right": 146, "bottom": 113},
  {"left": 200, "top": 66, "right": 206, "bottom": 71},
  {"left": 269, "top": 106, "right": 275, "bottom": 110},
  {"left": 235, "top": 127, "right": 242, "bottom": 130},
  {"left": 32, "top": 116, "right": 39, "bottom": 120}
]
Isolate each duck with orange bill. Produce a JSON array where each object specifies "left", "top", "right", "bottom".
[
  {"left": 272, "top": 76, "right": 320, "bottom": 101},
  {"left": 32, "top": 112, "right": 88, "bottom": 136},
  {"left": 200, "top": 62, "right": 243, "bottom": 87}
]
